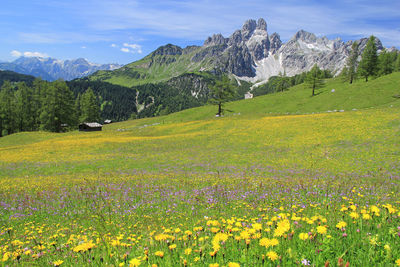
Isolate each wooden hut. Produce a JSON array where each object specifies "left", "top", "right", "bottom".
[{"left": 79, "top": 122, "right": 103, "bottom": 132}]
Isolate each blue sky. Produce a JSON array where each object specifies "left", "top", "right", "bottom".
[{"left": 1, "top": 0, "right": 399, "bottom": 64}]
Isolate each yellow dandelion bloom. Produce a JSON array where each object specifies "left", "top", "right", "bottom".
[
  {"left": 184, "top": 248, "right": 192, "bottom": 255},
  {"left": 266, "top": 251, "right": 279, "bottom": 261},
  {"left": 316, "top": 226, "right": 327, "bottom": 235},
  {"left": 252, "top": 223, "right": 262, "bottom": 231},
  {"left": 154, "top": 251, "right": 164, "bottom": 258},
  {"left": 299, "top": 232, "right": 309, "bottom": 240},
  {"left": 209, "top": 264, "right": 219, "bottom": 267},
  {"left": 129, "top": 258, "right": 141, "bottom": 267},
  {"left": 362, "top": 213, "right": 371, "bottom": 220},
  {"left": 53, "top": 260, "right": 64, "bottom": 266},
  {"left": 169, "top": 244, "right": 177, "bottom": 250},
  {"left": 396, "top": 259, "right": 400, "bottom": 266},
  {"left": 349, "top": 212, "right": 359, "bottom": 219},
  {"left": 336, "top": 221, "right": 347, "bottom": 229},
  {"left": 228, "top": 262, "right": 240, "bottom": 267}
]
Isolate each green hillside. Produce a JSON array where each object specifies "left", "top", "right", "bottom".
[
  {"left": 115, "top": 72, "right": 400, "bottom": 124},
  {"left": 88, "top": 45, "right": 211, "bottom": 87}
]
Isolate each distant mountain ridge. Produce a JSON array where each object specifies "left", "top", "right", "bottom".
[
  {"left": 0, "top": 57, "right": 121, "bottom": 81},
  {"left": 89, "top": 18, "right": 391, "bottom": 88}
]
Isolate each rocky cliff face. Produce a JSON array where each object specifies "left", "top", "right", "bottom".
[{"left": 195, "top": 18, "right": 387, "bottom": 84}]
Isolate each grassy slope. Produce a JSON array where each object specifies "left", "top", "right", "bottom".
[
  {"left": 1, "top": 73, "right": 399, "bottom": 179},
  {"left": 89, "top": 48, "right": 211, "bottom": 87}
]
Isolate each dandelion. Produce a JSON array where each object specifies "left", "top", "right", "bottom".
[
  {"left": 299, "top": 232, "right": 309, "bottom": 240},
  {"left": 349, "top": 212, "right": 359, "bottom": 219},
  {"left": 317, "top": 226, "right": 327, "bottom": 235},
  {"left": 396, "top": 259, "right": 400, "bottom": 266},
  {"left": 154, "top": 251, "right": 164, "bottom": 258},
  {"left": 228, "top": 262, "right": 240, "bottom": 267},
  {"left": 209, "top": 264, "right": 219, "bottom": 267},
  {"left": 336, "top": 221, "right": 347, "bottom": 229},
  {"left": 129, "top": 258, "right": 141, "bottom": 267},
  {"left": 184, "top": 248, "right": 192, "bottom": 255},
  {"left": 168, "top": 244, "right": 177, "bottom": 250},
  {"left": 53, "top": 260, "right": 64, "bottom": 266},
  {"left": 266, "top": 251, "right": 278, "bottom": 261}
]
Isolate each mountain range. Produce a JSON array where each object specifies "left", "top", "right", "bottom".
[
  {"left": 0, "top": 57, "right": 121, "bottom": 81},
  {"left": 88, "top": 18, "right": 390, "bottom": 88}
]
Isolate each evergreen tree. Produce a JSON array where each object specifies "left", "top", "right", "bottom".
[
  {"left": 305, "top": 64, "right": 324, "bottom": 96},
  {"left": 80, "top": 87, "right": 100, "bottom": 122},
  {"left": 276, "top": 71, "right": 289, "bottom": 92},
  {"left": 14, "top": 82, "right": 35, "bottom": 132},
  {"left": 346, "top": 41, "right": 359, "bottom": 84},
  {"left": 209, "top": 76, "right": 236, "bottom": 116},
  {"left": 0, "top": 81, "right": 17, "bottom": 135},
  {"left": 40, "top": 80, "right": 76, "bottom": 132},
  {"left": 395, "top": 52, "right": 400, "bottom": 72},
  {"left": 32, "top": 78, "right": 46, "bottom": 130},
  {"left": 359, "top": 35, "right": 378, "bottom": 82},
  {"left": 378, "top": 49, "right": 394, "bottom": 76}
]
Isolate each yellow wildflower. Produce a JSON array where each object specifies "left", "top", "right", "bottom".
[
  {"left": 228, "top": 262, "right": 240, "bottom": 267},
  {"left": 349, "top": 212, "right": 359, "bottom": 219},
  {"left": 299, "top": 232, "right": 309, "bottom": 240},
  {"left": 266, "top": 251, "right": 279, "bottom": 261},
  {"left": 53, "top": 260, "right": 64, "bottom": 266},
  {"left": 168, "top": 244, "right": 177, "bottom": 250},
  {"left": 184, "top": 248, "right": 192, "bottom": 255},
  {"left": 154, "top": 251, "right": 164, "bottom": 258},
  {"left": 336, "top": 221, "right": 347, "bottom": 229},
  {"left": 129, "top": 257, "right": 141, "bottom": 267},
  {"left": 317, "top": 226, "right": 327, "bottom": 235}
]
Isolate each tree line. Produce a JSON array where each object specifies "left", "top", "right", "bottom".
[
  {"left": 342, "top": 35, "right": 400, "bottom": 83},
  {"left": 0, "top": 79, "right": 100, "bottom": 137}
]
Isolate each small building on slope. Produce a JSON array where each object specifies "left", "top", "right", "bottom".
[{"left": 79, "top": 122, "right": 103, "bottom": 132}]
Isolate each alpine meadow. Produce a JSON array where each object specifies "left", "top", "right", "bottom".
[{"left": 1, "top": 4, "right": 400, "bottom": 267}]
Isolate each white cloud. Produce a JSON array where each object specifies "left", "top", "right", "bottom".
[
  {"left": 23, "top": 51, "right": 49, "bottom": 58},
  {"left": 81, "top": 46, "right": 87, "bottom": 49},
  {"left": 10, "top": 50, "right": 48, "bottom": 58},
  {"left": 115, "top": 43, "right": 143, "bottom": 54},
  {"left": 11, "top": 50, "right": 22, "bottom": 57},
  {"left": 123, "top": 43, "right": 142, "bottom": 54}
]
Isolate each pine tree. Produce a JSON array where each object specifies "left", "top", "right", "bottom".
[
  {"left": 378, "top": 49, "right": 394, "bottom": 76},
  {"left": 395, "top": 52, "right": 400, "bottom": 72},
  {"left": 32, "top": 78, "right": 46, "bottom": 130},
  {"left": 359, "top": 36, "right": 378, "bottom": 82},
  {"left": 209, "top": 76, "right": 236, "bottom": 116},
  {"left": 40, "top": 80, "right": 76, "bottom": 132},
  {"left": 305, "top": 64, "right": 324, "bottom": 96},
  {"left": 346, "top": 41, "right": 359, "bottom": 84},
  {"left": 80, "top": 87, "right": 100, "bottom": 123},
  {"left": 276, "top": 71, "right": 289, "bottom": 92},
  {"left": 0, "top": 81, "right": 17, "bottom": 135},
  {"left": 14, "top": 82, "right": 35, "bottom": 132}
]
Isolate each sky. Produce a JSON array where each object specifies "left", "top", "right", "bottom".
[{"left": 1, "top": 0, "right": 399, "bottom": 65}]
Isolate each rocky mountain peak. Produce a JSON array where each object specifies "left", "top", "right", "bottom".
[
  {"left": 293, "top": 30, "right": 317, "bottom": 43},
  {"left": 241, "top": 19, "right": 257, "bottom": 40},
  {"left": 152, "top": 44, "right": 183, "bottom": 56},
  {"left": 256, "top": 18, "right": 267, "bottom": 31},
  {"left": 204, "top": 34, "right": 227, "bottom": 46}
]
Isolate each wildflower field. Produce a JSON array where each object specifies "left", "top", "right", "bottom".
[{"left": 1, "top": 94, "right": 400, "bottom": 265}]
